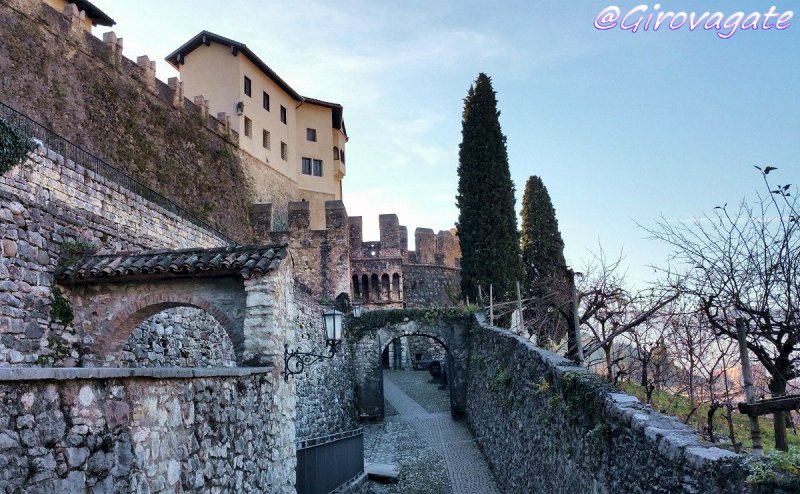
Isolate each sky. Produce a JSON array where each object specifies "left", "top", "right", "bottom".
[{"left": 88, "top": 1, "right": 799, "bottom": 286}]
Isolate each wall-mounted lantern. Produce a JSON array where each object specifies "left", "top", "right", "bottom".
[
  {"left": 352, "top": 303, "right": 363, "bottom": 318},
  {"left": 283, "top": 309, "right": 343, "bottom": 381},
  {"left": 236, "top": 101, "right": 245, "bottom": 115}
]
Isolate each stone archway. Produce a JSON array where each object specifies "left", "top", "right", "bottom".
[{"left": 350, "top": 314, "right": 470, "bottom": 419}]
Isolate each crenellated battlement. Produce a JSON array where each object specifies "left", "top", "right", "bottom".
[
  {"left": 249, "top": 200, "right": 460, "bottom": 306},
  {"left": 25, "top": 1, "right": 240, "bottom": 145}
]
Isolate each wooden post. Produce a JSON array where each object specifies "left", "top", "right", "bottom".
[
  {"left": 515, "top": 281, "right": 524, "bottom": 335},
  {"left": 737, "top": 318, "right": 762, "bottom": 456},
  {"left": 489, "top": 284, "right": 494, "bottom": 326},
  {"left": 571, "top": 273, "right": 584, "bottom": 366}
]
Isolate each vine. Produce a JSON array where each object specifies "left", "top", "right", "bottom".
[
  {"left": 50, "top": 286, "right": 74, "bottom": 325},
  {"left": 345, "top": 307, "right": 477, "bottom": 339},
  {"left": 0, "top": 116, "right": 35, "bottom": 174}
]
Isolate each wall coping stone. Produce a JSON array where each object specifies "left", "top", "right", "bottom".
[{"left": 0, "top": 366, "right": 274, "bottom": 382}]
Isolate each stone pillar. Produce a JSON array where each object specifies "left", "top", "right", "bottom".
[
  {"left": 353, "top": 333, "right": 384, "bottom": 420},
  {"left": 193, "top": 95, "right": 209, "bottom": 121},
  {"left": 242, "top": 263, "right": 295, "bottom": 362},
  {"left": 415, "top": 228, "right": 436, "bottom": 264},
  {"left": 102, "top": 31, "right": 123, "bottom": 65},
  {"left": 348, "top": 216, "right": 363, "bottom": 255},
  {"left": 379, "top": 214, "right": 401, "bottom": 256},
  {"left": 136, "top": 56, "right": 156, "bottom": 93},
  {"left": 288, "top": 201, "right": 310, "bottom": 232},
  {"left": 168, "top": 77, "right": 184, "bottom": 108},
  {"left": 250, "top": 204, "right": 273, "bottom": 243},
  {"left": 324, "top": 201, "right": 350, "bottom": 300}
]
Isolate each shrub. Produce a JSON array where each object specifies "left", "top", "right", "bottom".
[{"left": 0, "top": 117, "right": 35, "bottom": 174}]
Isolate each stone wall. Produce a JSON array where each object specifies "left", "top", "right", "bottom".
[
  {"left": 402, "top": 265, "right": 460, "bottom": 308},
  {"left": 0, "top": 366, "right": 295, "bottom": 493},
  {"left": 465, "top": 315, "right": 797, "bottom": 494},
  {"left": 1, "top": 146, "right": 230, "bottom": 366},
  {"left": 0, "top": 0, "right": 253, "bottom": 241},
  {"left": 293, "top": 283, "right": 358, "bottom": 441},
  {"left": 120, "top": 308, "right": 236, "bottom": 368}
]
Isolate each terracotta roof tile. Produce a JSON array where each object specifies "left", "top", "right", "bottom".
[{"left": 57, "top": 244, "right": 289, "bottom": 282}]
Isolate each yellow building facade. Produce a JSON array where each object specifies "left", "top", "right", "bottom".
[
  {"left": 167, "top": 31, "right": 347, "bottom": 229},
  {"left": 42, "top": 0, "right": 115, "bottom": 31}
]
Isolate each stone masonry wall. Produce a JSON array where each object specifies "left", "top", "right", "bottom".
[
  {"left": 120, "top": 308, "right": 236, "bottom": 368},
  {"left": 403, "top": 265, "right": 460, "bottom": 308},
  {"left": 0, "top": 367, "right": 294, "bottom": 494},
  {"left": 466, "top": 315, "right": 797, "bottom": 494},
  {"left": 1, "top": 147, "right": 229, "bottom": 367},
  {"left": 0, "top": 0, "right": 254, "bottom": 241},
  {"left": 294, "top": 283, "right": 358, "bottom": 441}
]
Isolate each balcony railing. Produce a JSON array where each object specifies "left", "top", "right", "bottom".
[{"left": 0, "top": 101, "right": 236, "bottom": 245}]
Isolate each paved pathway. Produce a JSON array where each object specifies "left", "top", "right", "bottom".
[{"left": 366, "top": 371, "right": 500, "bottom": 494}]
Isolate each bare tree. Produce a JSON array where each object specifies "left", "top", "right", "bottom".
[
  {"left": 576, "top": 248, "right": 679, "bottom": 383},
  {"left": 644, "top": 168, "right": 799, "bottom": 450}
]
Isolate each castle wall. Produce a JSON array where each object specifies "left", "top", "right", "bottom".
[
  {"left": 293, "top": 283, "right": 359, "bottom": 441},
  {"left": 1, "top": 146, "right": 230, "bottom": 366},
  {"left": 402, "top": 265, "right": 460, "bottom": 308},
  {"left": 0, "top": 0, "right": 253, "bottom": 241},
  {"left": 264, "top": 200, "right": 351, "bottom": 300}
]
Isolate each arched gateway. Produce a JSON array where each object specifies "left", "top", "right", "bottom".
[{"left": 349, "top": 311, "right": 471, "bottom": 419}]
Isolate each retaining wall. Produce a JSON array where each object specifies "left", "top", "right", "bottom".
[
  {"left": 1, "top": 147, "right": 230, "bottom": 367},
  {"left": 0, "top": 366, "right": 295, "bottom": 493},
  {"left": 466, "top": 315, "right": 797, "bottom": 494}
]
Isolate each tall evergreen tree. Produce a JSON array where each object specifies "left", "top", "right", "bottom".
[
  {"left": 520, "top": 176, "right": 568, "bottom": 345},
  {"left": 520, "top": 175, "right": 566, "bottom": 293},
  {"left": 456, "top": 73, "right": 523, "bottom": 302}
]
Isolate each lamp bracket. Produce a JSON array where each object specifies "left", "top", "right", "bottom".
[{"left": 283, "top": 342, "right": 339, "bottom": 382}]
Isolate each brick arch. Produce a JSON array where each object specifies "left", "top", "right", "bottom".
[{"left": 93, "top": 291, "right": 243, "bottom": 361}]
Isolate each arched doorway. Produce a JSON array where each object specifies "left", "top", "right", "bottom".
[{"left": 350, "top": 315, "right": 471, "bottom": 420}]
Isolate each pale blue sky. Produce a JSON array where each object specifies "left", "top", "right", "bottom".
[{"left": 90, "top": 1, "right": 799, "bottom": 285}]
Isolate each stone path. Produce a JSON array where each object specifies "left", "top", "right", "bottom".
[{"left": 364, "top": 371, "right": 500, "bottom": 494}]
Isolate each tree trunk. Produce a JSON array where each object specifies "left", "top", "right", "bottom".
[
  {"left": 640, "top": 357, "right": 649, "bottom": 389},
  {"left": 604, "top": 344, "right": 613, "bottom": 383},
  {"left": 724, "top": 404, "right": 740, "bottom": 453},
  {"left": 770, "top": 378, "right": 789, "bottom": 451},
  {"left": 707, "top": 403, "right": 721, "bottom": 443}
]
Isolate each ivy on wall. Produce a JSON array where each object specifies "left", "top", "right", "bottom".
[{"left": 0, "top": 117, "right": 35, "bottom": 174}]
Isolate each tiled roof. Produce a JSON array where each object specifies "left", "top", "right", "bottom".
[
  {"left": 69, "top": 1, "right": 115, "bottom": 26},
  {"left": 165, "top": 31, "right": 303, "bottom": 101},
  {"left": 57, "top": 244, "right": 288, "bottom": 282}
]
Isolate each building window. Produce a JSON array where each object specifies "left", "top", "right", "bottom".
[
  {"left": 262, "top": 91, "right": 270, "bottom": 111},
  {"left": 280, "top": 105, "right": 287, "bottom": 124},
  {"left": 340, "top": 149, "right": 345, "bottom": 164},
  {"left": 301, "top": 157, "right": 312, "bottom": 175},
  {"left": 281, "top": 142, "right": 288, "bottom": 160},
  {"left": 306, "top": 128, "right": 317, "bottom": 142},
  {"left": 313, "top": 159, "right": 323, "bottom": 177},
  {"left": 244, "top": 76, "right": 251, "bottom": 97},
  {"left": 262, "top": 129, "right": 270, "bottom": 149},
  {"left": 333, "top": 146, "right": 340, "bottom": 160},
  {"left": 244, "top": 117, "right": 252, "bottom": 138}
]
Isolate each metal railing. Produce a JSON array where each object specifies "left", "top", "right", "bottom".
[
  {"left": 0, "top": 101, "right": 236, "bottom": 245},
  {"left": 296, "top": 428, "right": 364, "bottom": 494}
]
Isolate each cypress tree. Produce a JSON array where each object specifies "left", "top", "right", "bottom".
[
  {"left": 520, "top": 175, "right": 566, "bottom": 291},
  {"left": 456, "top": 73, "right": 523, "bottom": 302},
  {"left": 520, "top": 175, "right": 568, "bottom": 345}
]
